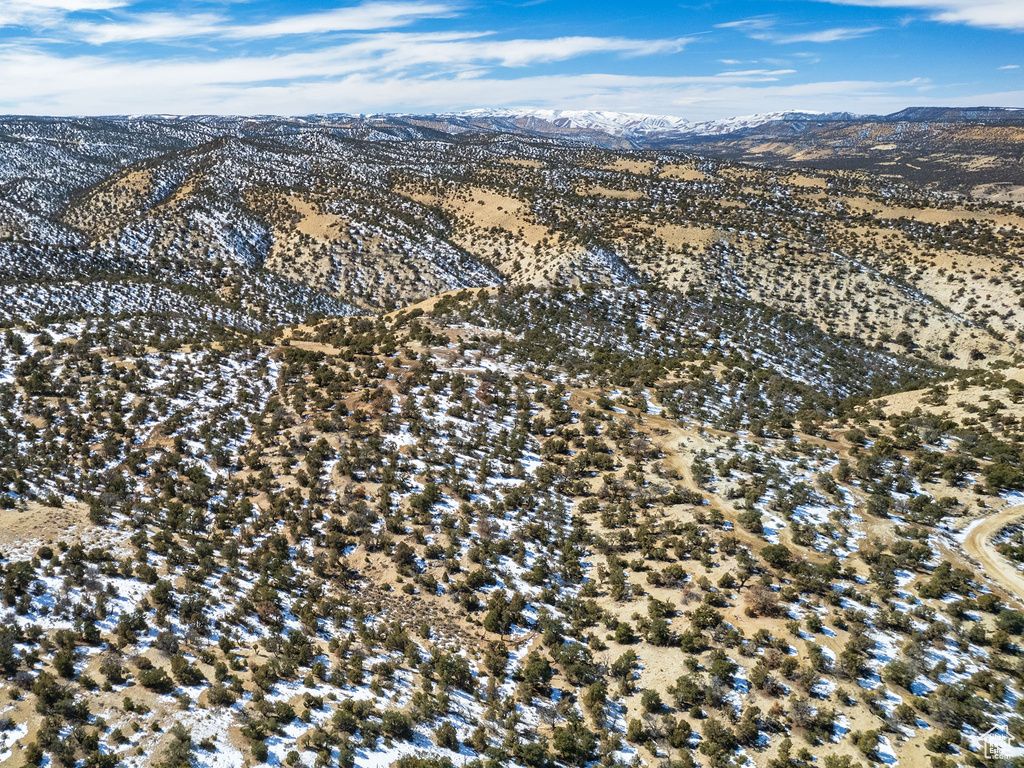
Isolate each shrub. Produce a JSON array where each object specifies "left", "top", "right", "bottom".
[
  {"left": 251, "top": 740, "right": 269, "bottom": 763},
  {"left": 626, "top": 718, "right": 645, "bottom": 743},
  {"left": 138, "top": 667, "right": 174, "bottom": 694},
  {"left": 206, "top": 684, "right": 237, "bottom": 707},
  {"left": 381, "top": 709, "right": 412, "bottom": 741},
  {"left": 996, "top": 610, "right": 1024, "bottom": 635},
  {"left": 641, "top": 689, "right": 664, "bottom": 712},
  {"left": 434, "top": 722, "right": 459, "bottom": 751},
  {"left": 761, "top": 544, "right": 792, "bottom": 570}
]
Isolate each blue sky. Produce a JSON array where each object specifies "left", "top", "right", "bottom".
[{"left": 0, "top": 0, "right": 1021, "bottom": 117}]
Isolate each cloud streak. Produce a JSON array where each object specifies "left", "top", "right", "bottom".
[
  {"left": 769, "top": 26, "right": 879, "bottom": 43},
  {"left": 816, "top": 1, "right": 1024, "bottom": 32},
  {"left": 0, "top": 0, "right": 125, "bottom": 28},
  {"left": 0, "top": 41, "right": 937, "bottom": 119},
  {"left": 716, "top": 16, "right": 878, "bottom": 44},
  {"left": 71, "top": 1, "right": 462, "bottom": 44}
]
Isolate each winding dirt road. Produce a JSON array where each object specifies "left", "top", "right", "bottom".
[{"left": 961, "top": 503, "right": 1024, "bottom": 606}]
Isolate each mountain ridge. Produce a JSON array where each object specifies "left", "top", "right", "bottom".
[{"left": 31, "top": 107, "right": 1015, "bottom": 195}]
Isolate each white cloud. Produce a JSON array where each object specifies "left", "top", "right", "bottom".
[
  {"left": 72, "top": 13, "right": 226, "bottom": 44},
  {"left": 714, "top": 68, "right": 797, "bottom": 78},
  {"left": 0, "top": 0, "right": 699, "bottom": 115},
  {"left": 5, "top": 0, "right": 123, "bottom": 10},
  {"left": 0, "top": 43, "right": 955, "bottom": 119},
  {"left": 1000, "top": 64, "right": 1020, "bottom": 69},
  {"left": 769, "top": 26, "right": 879, "bottom": 43},
  {"left": 221, "top": 2, "right": 458, "bottom": 39},
  {"left": 0, "top": 32, "right": 698, "bottom": 112},
  {"left": 716, "top": 16, "right": 877, "bottom": 43},
  {"left": 62, "top": 0, "right": 690, "bottom": 71},
  {"left": 0, "top": 0, "right": 1016, "bottom": 119},
  {"left": 816, "top": 1, "right": 1024, "bottom": 32},
  {"left": 0, "top": 0, "right": 124, "bottom": 28},
  {"left": 71, "top": 1, "right": 463, "bottom": 44},
  {"left": 341, "top": 33, "right": 692, "bottom": 69},
  {"left": 716, "top": 17, "right": 774, "bottom": 32}
]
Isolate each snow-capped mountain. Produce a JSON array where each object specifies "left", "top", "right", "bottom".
[
  {"left": 456, "top": 108, "right": 691, "bottom": 137},
  {"left": 454, "top": 107, "right": 859, "bottom": 139}
]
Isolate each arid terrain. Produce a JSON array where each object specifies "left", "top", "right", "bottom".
[{"left": 0, "top": 113, "right": 1022, "bottom": 768}]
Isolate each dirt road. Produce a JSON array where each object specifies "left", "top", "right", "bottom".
[{"left": 961, "top": 503, "right": 1024, "bottom": 605}]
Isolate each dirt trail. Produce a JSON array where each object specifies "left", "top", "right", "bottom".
[{"left": 961, "top": 503, "right": 1024, "bottom": 605}]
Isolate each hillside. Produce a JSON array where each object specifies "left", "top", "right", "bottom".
[
  {"left": 0, "top": 115, "right": 1023, "bottom": 768},
  {"left": 2, "top": 116, "right": 1022, "bottom": 368}
]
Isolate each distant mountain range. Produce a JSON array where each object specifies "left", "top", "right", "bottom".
[
  {"left": 383, "top": 105, "right": 1022, "bottom": 194},
  {"left": 3, "top": 106, "right": 1022, "bottom": 196},
  {"left": 22, "top": 105, "right": 1021, "bottom": 148},
  {"left": 451, "top": 108, "right": 856, "bottom": 140},
  {"left": 431, "top": 106, "right": 1024, "bottom": 146}
]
